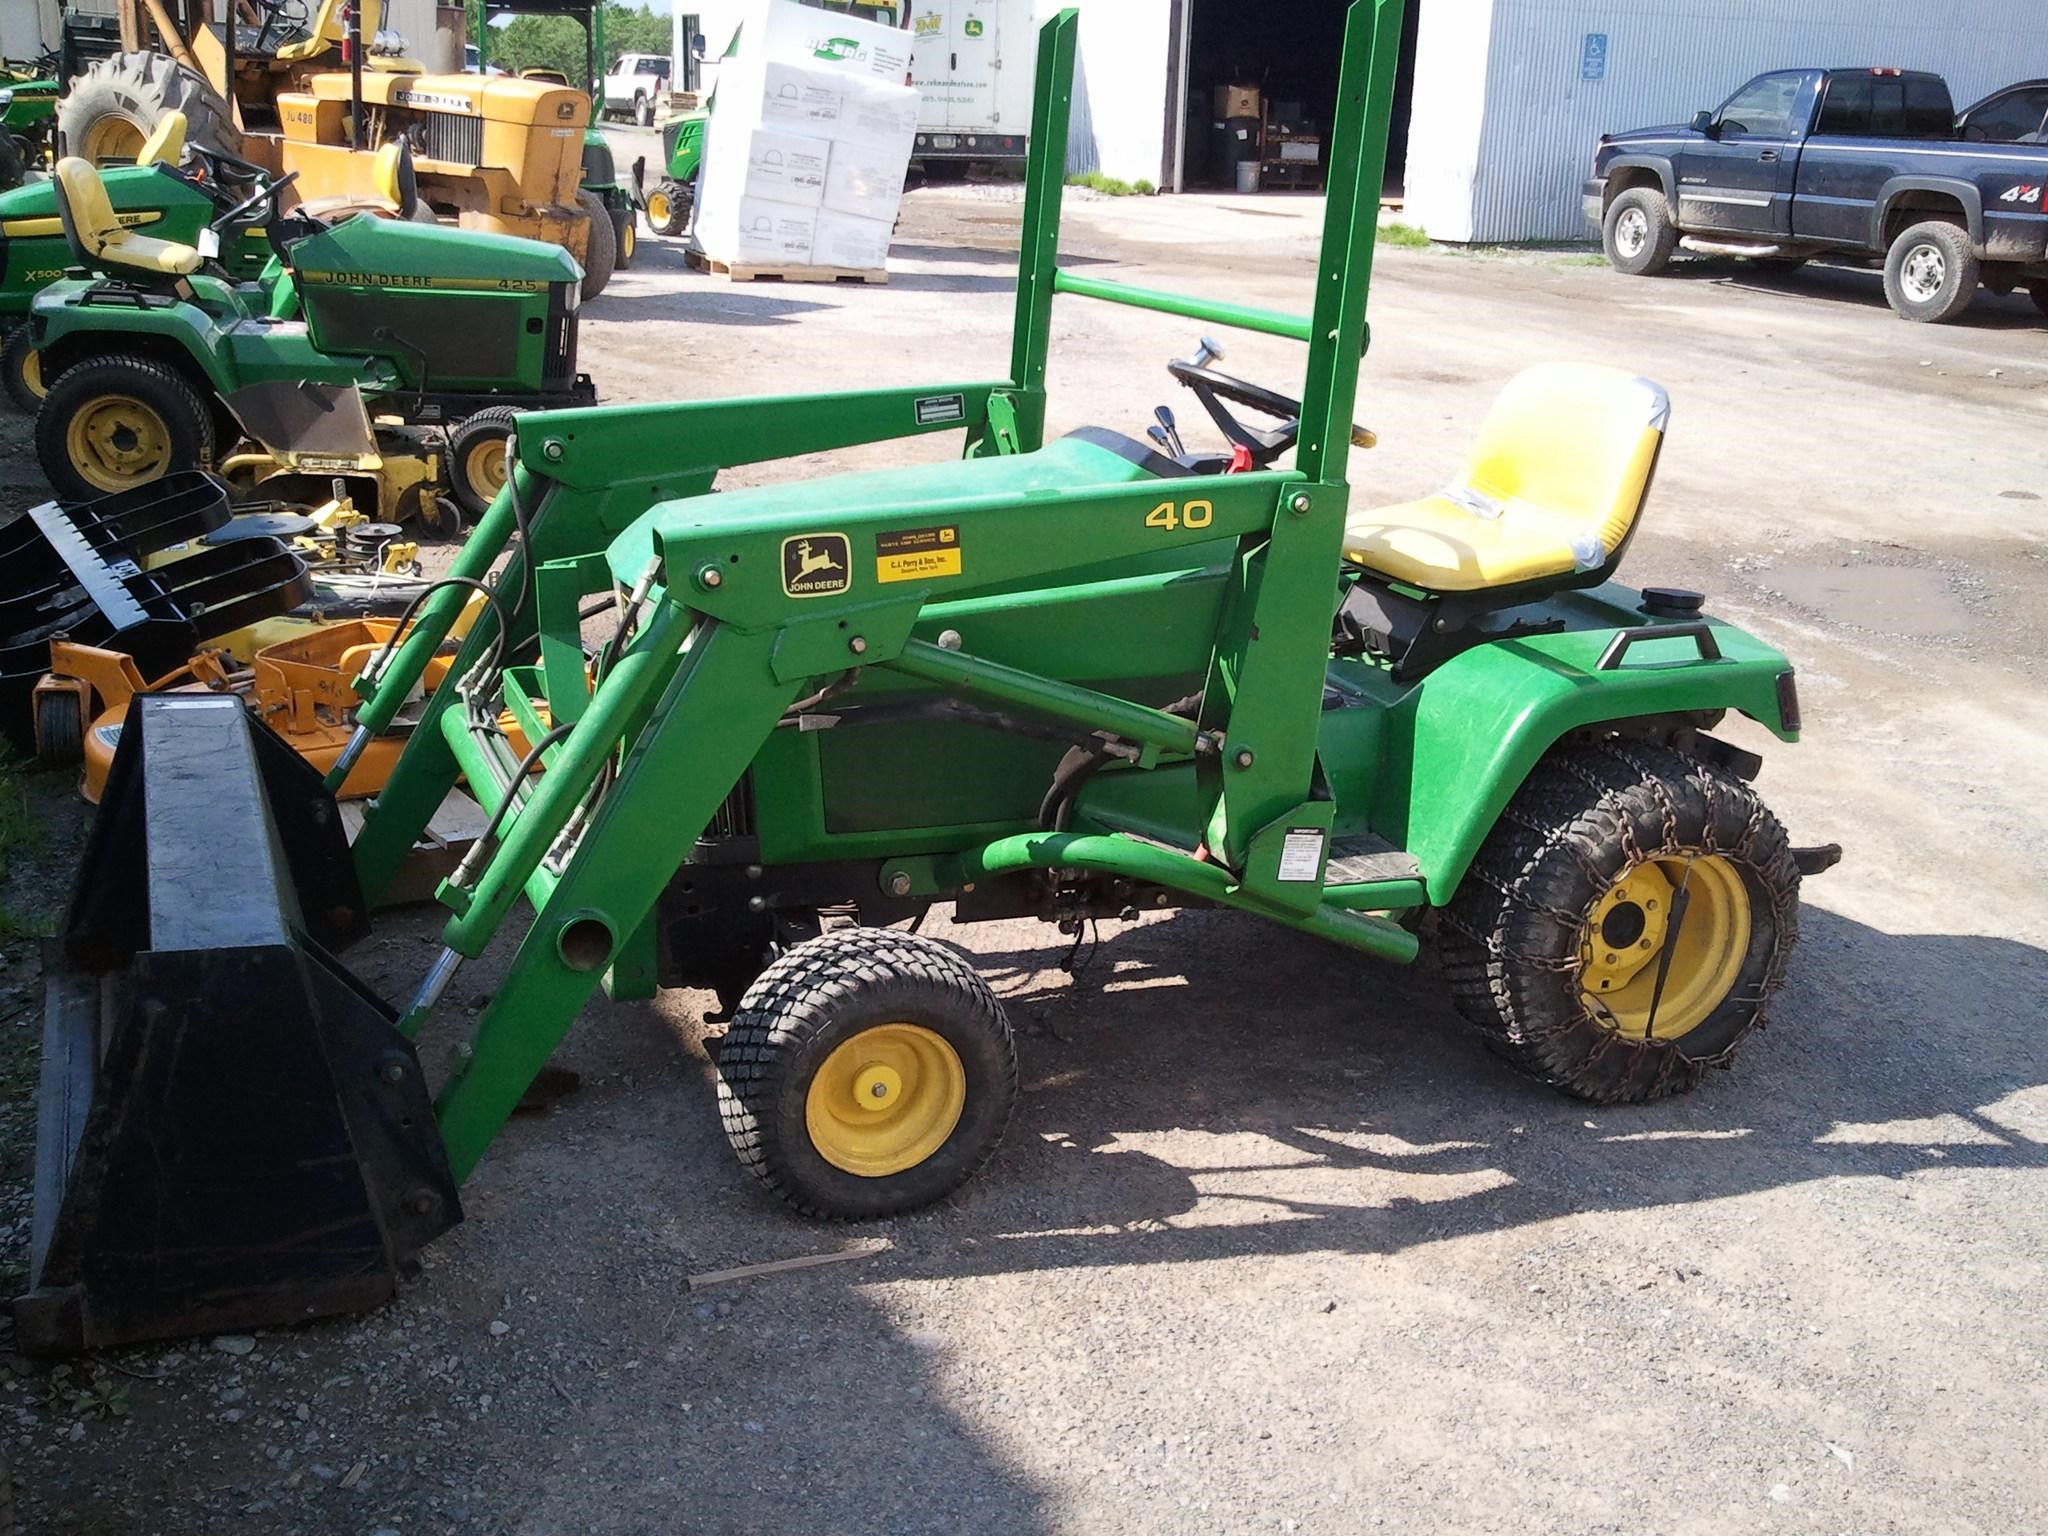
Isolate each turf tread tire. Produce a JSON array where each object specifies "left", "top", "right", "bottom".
[
  {"left": 1438, "top": 739, "right": 1800, "bottom": 1104},
  {"left": 446, "top": 405, "right": 520, "bottom": 519},
  {"left": 1, "top": 321, "right": 43, "bottom": 414},
  {"left": 574, "top": 188, "right": 616, "bottom": 300},
  {"left": 35, "top": 353, "right": 216, "bottom": 504},
  {"left": 715, "top": 927, "right": 1017, "bottom": 1219}
]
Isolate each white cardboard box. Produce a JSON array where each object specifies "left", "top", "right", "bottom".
[
  {"left": 704, "top": 127, "right": 830, "bottom": 207},
  {"left": 751, "top": 60, "right": 844, "bottom": 131},
  {"left": 742, "top": 0, "right": 915, "bottom": 82},
  {"left": 823, "top": 138, "right": 909, "bottom": 222},
  {"left": 812, "top": 209, "right": 893, "bottom": 272},
  {"left": 696, "top": 196, "right": 818, "bottom": 267},
  {"left": 835, "top": 75, "right": 921, "bottom": 149}
]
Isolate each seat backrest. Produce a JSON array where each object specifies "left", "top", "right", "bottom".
[
  {"left": 1460, "top": 362, "right": 1670, "bottom": 556},
  {"left": 52, "top": 156, "right": 122, "bottom": 267},
  {"left": 371, "top": 138, "right": 419, "bottom": 218},
  {"left": 138, "top": 111, "right": 187, "bottom": 168}
]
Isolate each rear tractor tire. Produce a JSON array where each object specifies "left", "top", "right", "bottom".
[
  {"left": 446, "top": 406, "right": 521, "bottom": 520},
  {"left": 643, "top": 177, "right": 692, "bottom": 237},
  {"left": 35, "top": 354, "right": 216, "bottom": 503},
  {"left": 574, "top": 188, "right": 617, "bottom": 300},
  {"left": 58, "top": 50, "right": 242, "bottom": 166},
  {"left": 715, "top": 928, "right": 1019, "bottom": 1219},
  {"left": 1883, "top": 220, "right": 1979, "bottom": 323},
  {"left": 1439, "top": 740, "right": 1801, "bottom": 1104},
  {"left": 1, "top": 322, "right": 47, "bottom": 414},
  {"left": 1602, "top": 186, "right": 1677, "bottom": 277}
]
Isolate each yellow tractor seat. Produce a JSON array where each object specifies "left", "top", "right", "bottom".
[
  {"left": 1342, "top": 363, "right": 1669, "bottom": 594},
  {"left": 137, "top": 111, "right": 187, "bottom": 168},
  {"left": 51, "top": 157, "right": 204, "bottom": 277}
]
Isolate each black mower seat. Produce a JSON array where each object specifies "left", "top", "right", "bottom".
[
  {"left": 52, "top": 156, "right": 204, "bottom": 277},
  {"left": 1341, "top": 364, "right": 1668, "bottom": 594}
]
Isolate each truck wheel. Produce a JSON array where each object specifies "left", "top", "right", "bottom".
[
  {"left": 715, "top": 927, "right": 1018, "bottom": 1219},
  {"left": 635, "top": 92, "right": 655, "bottom": 128},
  {"left": 1, "top": 322, "right": 47, "bottom": 414},
  {"left": 446, "top": 406, "right": 520, "bottom": 519},
  {"left": 58, "top": 51, "right": 243, "bottom": 165},
  {"left": 1602, "top": 186, "right": 1677, "bottom": 276},
  {"left": 36, "top": 354, "right": 216, "bottom": 502},
  {"left": 1439, "top": 739, "right": 1801, "bottom": 1105},
  {"left": 1883, "top": 220, "right": 1979, "bottom": 323},
  {"left": 2027, "top": 280, "right": 2048, "bottom": 319},
  {"left": 574, "top": 187, "right": 616, "bottom": 300},
  {"left": 644, "top": 177, "right": 692, "bottom": 237}
]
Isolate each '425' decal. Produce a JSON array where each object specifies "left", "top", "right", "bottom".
[{"left": 1998, "top": 183, "right": 2042, "bottom": 205}]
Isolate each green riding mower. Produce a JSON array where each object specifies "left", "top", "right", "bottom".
[
  {"left": 26, "top": 143, "right": 596, "bottom": 523},
  {"left": 634, "top": 112, "right": 705, "bottom": 239},
  {"left": 22, "top": 1, "right": 1839, "bottom": 1356},
  {"left": 0, "top": 54, "right": 60, "bottom": 191}
]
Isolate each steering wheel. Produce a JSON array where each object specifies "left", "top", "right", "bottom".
[
  {"left": 1167, "top": 342, "right": 1377, "bottom": 469},
  {"left": 212, "top": 168, "right": 297, "bottom": 231}
]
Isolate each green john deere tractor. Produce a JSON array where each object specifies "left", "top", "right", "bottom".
[
  {"left": 22, "top": 0, "right": 1839, "bottom": 1356},
  {"left": 1, "top": 55, "right": 60, "bottom": 190},
  {"left": 634, "top": 111, "right": 704, "bottom": 239},
  {"left": 27, "top": 144, "right": 596, "bottom": 516},
  {"left": 0, "top": 113, "right": 279, "bottom": 412}
]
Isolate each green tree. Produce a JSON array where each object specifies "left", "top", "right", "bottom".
[{"left": 485, "top": 4, "right": 672, "bottom": 92}]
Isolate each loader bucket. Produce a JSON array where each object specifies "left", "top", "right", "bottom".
[{"left": 17, "top": 693, "right": 461, "bottom": 1357}]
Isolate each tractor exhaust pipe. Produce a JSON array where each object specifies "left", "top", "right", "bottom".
[{"left": 17, "top": 693, "right": 460, "bottom": 1356}]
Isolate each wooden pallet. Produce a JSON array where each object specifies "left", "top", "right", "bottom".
[{"left": 685, "top": 247, "right": 888, "bottom": 286}]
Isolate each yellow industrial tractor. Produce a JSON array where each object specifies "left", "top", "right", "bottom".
[{"left": 59, "top": 0, "right": 616, "bottom": 296}]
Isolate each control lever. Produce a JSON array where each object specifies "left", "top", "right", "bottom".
[
  {"left": 1146, "top": 425, "right": 1175, "bottom": 454},
  {"left": 1191, "top": 336, "right": 1225, "bottom": 370},
  {"left": 1153, "top": 405, "right": 1186, "bottom": 458}
]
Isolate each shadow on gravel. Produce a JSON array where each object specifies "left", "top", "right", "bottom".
[
  {"left": 1664, "top": 259, "right": 2047, "bottom": 329},
  {"left": 918, "top": 902, "right": 2047, "bottom": 1276},
  {"left": 584, "top": 285, "right": 842, "bottom": 327}
]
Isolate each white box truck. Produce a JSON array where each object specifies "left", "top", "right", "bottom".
[{"left": 909, "top": 0, "right": 1033, "bottom": 173}]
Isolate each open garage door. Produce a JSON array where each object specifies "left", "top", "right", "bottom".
[{"left": 1173, "top": 0, "right": 1416, "bottom": 199}]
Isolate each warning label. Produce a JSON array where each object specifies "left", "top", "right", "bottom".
[
  {"left": 875, "top": 525, "right": 963, "bottom": 584},
  {"left": 1277, "top": 827, "right": 1327, "bottom": 883}
]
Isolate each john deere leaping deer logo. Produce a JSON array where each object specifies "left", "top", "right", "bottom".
[{"left": 782, "top": 533, "right": 853, "bottom": 597}]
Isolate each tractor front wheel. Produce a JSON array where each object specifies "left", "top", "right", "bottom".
[
  {"left": 36, "top": 355, "right": 215, "bottom": 503},
  {"left": 575, "top": 189, "right": 617, "bottom": 300},
  {"left": 612, "top": 208, "right": 635, "bottom": 270},
  {"left": 1, "top": 321, "right": 47, "bottom": 414},
  {"left": 715, "top": 928, "right": 1018, "bottom": 1218},
  {"left": 447, "top": 406, "right": 520, "bottom": 520},
  {"left": 1439, "top": 740, "right": 1801, "bottom": 1104},
  {"left": 643, "top": 178, "right": 693, "bottom": 237}
]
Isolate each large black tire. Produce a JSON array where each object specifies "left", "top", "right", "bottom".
[
  {"left": 0, "top": 132, "right": 24, "bottom": 192},
  {"left": 643, "top": 176, "right": 693, "bottom": 237},
  {"left": 36, "top": 354, "right": 216, "bottom": 503},
  {"left": 715, "top": 928, "right": 1018, "bottom": 1219},
  {"left": 1439, "top": 739, "right": 1801, "bottom": 1104},
  {"left": 1883, "top": 220, "right": 1979, "bottom": 323},
  {"left": 446, "top": 405, "right": 520, "bottom": 519},
  {"left": 635, "top": 93, "right": 655, "bottom": 129},
  {"left": 58, "top": 51, "right": 242, "bottom": 165},
  {"left": 1, "top": 321, "right": 47, "bottom": 414},
  {"left": 1601, "top": 186, "right": 1678, "bottom": 277},
  {"left": 574, "top": 188, "right": 616, "bottom": 300}
]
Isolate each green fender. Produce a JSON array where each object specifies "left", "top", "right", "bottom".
[
  {"left": 33, "top": 281, "right": 242, "bottom": 395},
  {"left": 1370, "top": 620, "right": 1797, "bottom": 905}
]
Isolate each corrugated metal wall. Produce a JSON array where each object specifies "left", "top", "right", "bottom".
[{"left": 1415, "top": 0, "right": 2048, "bottom": 244}]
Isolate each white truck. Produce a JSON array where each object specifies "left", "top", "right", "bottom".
[
  {"left": 909, "top": 0, "right": 1032, "bottom": 174},
  {"left": 604, "top": 51, "right": 672, "bottom": 126}
]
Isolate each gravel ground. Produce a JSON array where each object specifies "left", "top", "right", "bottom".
[{"left": 0, "top": 171, "right": 2043, "bottom": 1535}]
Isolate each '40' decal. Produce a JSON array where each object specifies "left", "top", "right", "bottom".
[{"left": 1997, "top": 183, "right": 2042, "bottom": 205}]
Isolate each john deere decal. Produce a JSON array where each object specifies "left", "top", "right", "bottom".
[{"left": 783, "top": 533, "right": 853, "bottom": 598}]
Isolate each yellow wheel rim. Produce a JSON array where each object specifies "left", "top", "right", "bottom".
[
  {"left": 81, "top": 116, "right": 147, "bottom": 164},
  {"left": 646, "top": 190, "right": 671, "bottom": 228},
  {"left": 18, "top": 347, "right": 43, "bottom": 401},
  {"left": 805, "top": 1023, "right": 966, "bottom": 1177},
  {"left": 66, "top": 393, "right": 173, "bottom": 494},
  {"left": 463, "top": 434, "right": 509, "bottom": 499},
  {"left": 1580, "top": 854, "right": 1750, "bottom": 1040},
  {"left": 621, "top": 219, "right": 636, "bottom": 261}
]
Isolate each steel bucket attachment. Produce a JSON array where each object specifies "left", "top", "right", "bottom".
[
  {"left": 0, "top": 473, "right": 316, "bottom": 745},
  {"left": 18, "top": 693, "right": 460, "bottom": 1356}
]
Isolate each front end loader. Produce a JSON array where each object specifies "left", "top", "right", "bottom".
[{"left": 22, "top": 1, "right": 1839, "bottom": 1355}]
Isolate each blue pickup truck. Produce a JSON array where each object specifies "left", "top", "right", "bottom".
[{"left": 1584, "top": 67, "right": 2048, "bottom": 323}]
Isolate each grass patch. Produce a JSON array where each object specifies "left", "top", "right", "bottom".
[
  {"left": 1068, "top": 171, "right": 1156, "bottom": 197},
  {"left": 1378, "top": 220, "right": 1433, "bottom": 248},
  {"left": 1555, "top": 253, "right": 1609, "bottom": 267}
]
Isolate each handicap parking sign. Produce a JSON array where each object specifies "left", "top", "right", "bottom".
[{"left": 1581, "top": 32, "right": 1608, "bottom": 81}]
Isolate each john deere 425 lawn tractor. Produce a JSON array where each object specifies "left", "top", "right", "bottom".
[
  {"left": 26, "top": 142, "right": 595, "bottom": 519},
  {"left": 23, "top": 1, "right": 1838, "bottom": 1356}
]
